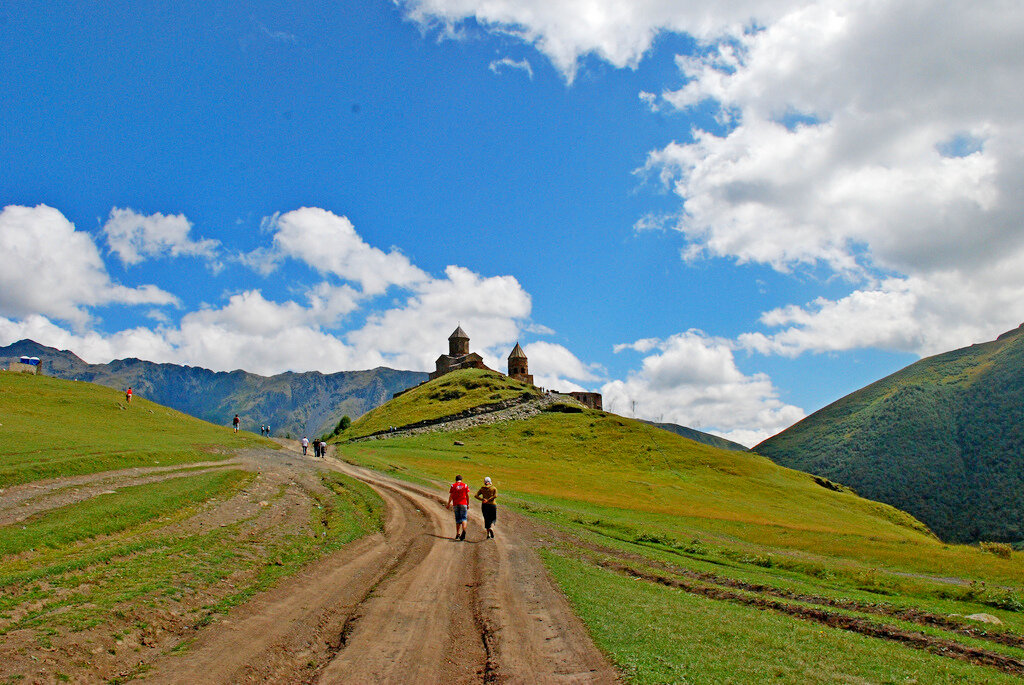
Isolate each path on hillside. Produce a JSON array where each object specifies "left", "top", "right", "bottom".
[{"left": 141, "top": 442, "right": 618, "bottom": 684}]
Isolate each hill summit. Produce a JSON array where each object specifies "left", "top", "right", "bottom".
[{"left": 756, "top": 324, "right": 1024, "bottom": 543}]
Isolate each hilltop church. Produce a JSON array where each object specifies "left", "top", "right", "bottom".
[
  {"left": 430, "top": 326, "right": 533, "bottom": 385},
  {"left": 427, "top": 326, "right": 602, "bottom": 410}
]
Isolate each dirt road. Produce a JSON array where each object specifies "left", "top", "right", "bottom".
[{"left": 143, "top": 445, "right": 618, "bottom": 684}]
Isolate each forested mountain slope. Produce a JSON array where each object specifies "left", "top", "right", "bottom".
[{"left": 756, "top": 325, "right": 1024, "bottom": 542}]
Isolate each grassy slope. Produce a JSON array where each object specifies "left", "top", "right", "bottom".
[
  {"left": 0, "top": 372, "right": 268, "bottom": 486},
  {"left": 0, "top": 373, "right": 383, "bottom": 678},
  {"left": 345, "top": 368, "right": 540, "bottom": 439},
  {"left": 756, "top": 326, "right": 1024, "bottom": 543},
  {"left": 335, "top": 379, "right": 1024, "bottom": 683}
]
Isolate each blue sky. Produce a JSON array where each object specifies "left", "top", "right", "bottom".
[{"left": 3, "top": 1, "right": 1022, "bottom": 445}]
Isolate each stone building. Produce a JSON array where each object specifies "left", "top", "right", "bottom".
[
  {"left": 7, "top": 356, "right": 41, "bottom": 375},
  {"left": 507, "top": 343, "right": 533, "bottom": 385},
  {"left": 568, "top": 391, "right": 602, "bottom": 411},
  {"left": 429, "top": 326, "right": 490, "bottom": 380},
  {"left": 426, "top": 326, "right": 603, "bottom": 411}
]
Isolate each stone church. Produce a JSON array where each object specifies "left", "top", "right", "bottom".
[
  {"left": 430, "top": 326, "right": 533, "bottom": 385},
  {"left": 427, "top": 326, "right": 601, "bottom": 410}
]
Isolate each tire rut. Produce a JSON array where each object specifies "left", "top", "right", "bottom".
[
  {"left": 138, "top": 445, "right": 618, "bottom": 684},
  {"left": 569, "top": 536, "right": 1024, "bottom": 652},
  {"left": 585, "top": 554, "right": 1024, "bottom": 677}
]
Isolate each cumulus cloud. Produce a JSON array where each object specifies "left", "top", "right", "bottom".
[
  {"left": 602, "top": 331, "right": 804, "bottom": 446},
  {"left": 0, "top": 204, "right": 547, "bottom": 376},
  {"left": 0, "top": 205, "right": 179, "bottom": 328},
  {"left": 0, "top": 308, "right": 361, "bottom": 377},
  {"left": 640, "top": 0, "right": 1024, "bottom": 353},
  {"left": 262, "top": 207, "right": 428, "bottom": 295},
  {"left": 523, "top": 341, "right": 600, "bottom": 381},
  {"left": 739, "top": 270, "right": 1024, "bottom": 358},
  {"left": 405, "top": 0, "right": 1024, "bottom": 356},
  {"left": 103, "top": 208, "right": 220, "bottom": 265},
  {"left": 0, "top": 313, "right": 177, "bottom": 365},
  {"left": 346, "top": 265, "right": 532, "bottom": 370},
  {"left": 0, "top": 265, "right": 532, "bottom": 376}
]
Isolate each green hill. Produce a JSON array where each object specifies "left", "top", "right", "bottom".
[
  {"left": 1, "top": 339, "right": 426, "bottom": 439},
  {"left": 755, "top": 325, "right": 1024, "bottom": 543},
  {"left": 337, "top": 370, "right": 937, "bottom": 548},
  {"left": 333, "top": 369, "right": 1024, "bottom": 683},
  {"left": 346, "top": 368, "right": 540, "bottom": 439},
  {"left": 0, "top": 372, "right": 266, "bottom": 485}
]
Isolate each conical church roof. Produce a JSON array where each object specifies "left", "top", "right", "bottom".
[
  {"left": 508, "top": 342, "right": 527, "bottom": 359},
  {"left": 449, "top": 325, "right": 469, "bottom": 340}
]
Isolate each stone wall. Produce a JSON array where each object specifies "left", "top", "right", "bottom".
[{"left": 7, "top": 362, "right": 40, "bottom": 375}]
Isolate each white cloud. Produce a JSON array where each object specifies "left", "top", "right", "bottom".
[
  {"left": 0, "top": 314, "right": 177, "bottom": 365},
  {"left": 488, "top": 57, "right": 533, "bottom": 79},
  {"left": 400, "top": 0, "right": 798, "bottom": 81},
  {"left": 0, "top": 265, "right": 533, "bottom": 377},
  {"left": 0, "top": 310, "right": 360, "bottom": 378},
  {"left": 265, "top": 207, "right": 428, "bottom": 295},
  {"left": 406, "top": 1, "right": 1024, "bottom": 358},
  {"left": 103, "top": 208, "right": 220, "bottom": 266},
  {"left": 740, "top": 271, "right": 1024, "bottom": 358},
  {"left": 0, "top": 205, "right": 548, "bottom": 377},
  {"left": 602, "top": 331, "right": 804, "bottom": 446},
  {"left": 346, "top": 265, "right": 532, "bottom": 370},
  {"left": 523, "top": 341, "right": 601, "bottom": 382},
  {"left": 638, "top": 0, "right": 1024, "bottom": 354},
  {"left": 0, "top": 205, "right": 179, "bottom": 328}
]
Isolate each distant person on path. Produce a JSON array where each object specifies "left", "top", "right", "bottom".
[
  {"left": 260, "top": 424, "right": 266, "bottom": 436},
  {"left": 301, "top": 436, "right": 309, "bottom": 455},
  {"left": 475, "top": 477, "right": 498, "bottom": 539},
  {"left": 125, "top": 387, "right": 133, "bottom": 405},
  {"left": 446, "top": 475, "right": 470, "bottom": 541},
  {"left": 233, "top": 414, "right": 240, "bottom": 433}
]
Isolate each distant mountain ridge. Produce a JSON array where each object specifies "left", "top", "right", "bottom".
[
  {"left": 0, "top": 339, "right": 426, "bottom": 438},
  {"left": 640, "top": 420, "right": 750, "bottom": 452},
  {"left": 756, "top": 325, "right": 1024, "bottom": 543}
]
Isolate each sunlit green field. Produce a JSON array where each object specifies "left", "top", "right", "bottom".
[
  {"left": 337, "top": 376, "right": 1024, "bottom": 683},
  {"left": 0, "top": 372, "right": 267, "bottom": 485}
]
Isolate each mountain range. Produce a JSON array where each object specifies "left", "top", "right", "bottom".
[
  {"left": 756, "top": 324, "right": 1024, "bottom": 543},
  {"left": 0, "top": 339, "right": 426, "bottom": 438}
]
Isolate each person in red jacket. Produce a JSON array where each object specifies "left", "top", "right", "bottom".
[{"left": 446, "top": 474, "right": 470, "bottom": 541}]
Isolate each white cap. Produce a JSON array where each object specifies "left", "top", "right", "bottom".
[{"left": 484, "top": 476, "right": 492, "bottom": 484}]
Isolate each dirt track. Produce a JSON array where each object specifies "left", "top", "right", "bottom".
[{"left": 141, "top": 444, "right": 618, "bottom": 684}]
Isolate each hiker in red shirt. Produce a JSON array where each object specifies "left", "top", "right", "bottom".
[{"left": 446, "top": 475, "right": 471, "bottom": 541}]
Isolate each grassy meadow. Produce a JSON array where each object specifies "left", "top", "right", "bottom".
[
  {"left": 336, "top": 370, "right": 1024, "bottom": 683},
  {"left": 0, "top": 372, "right": 383, "bottom": 680},
  {"left": 0, "top": 372, "right": 267, "bottom": 486}
]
